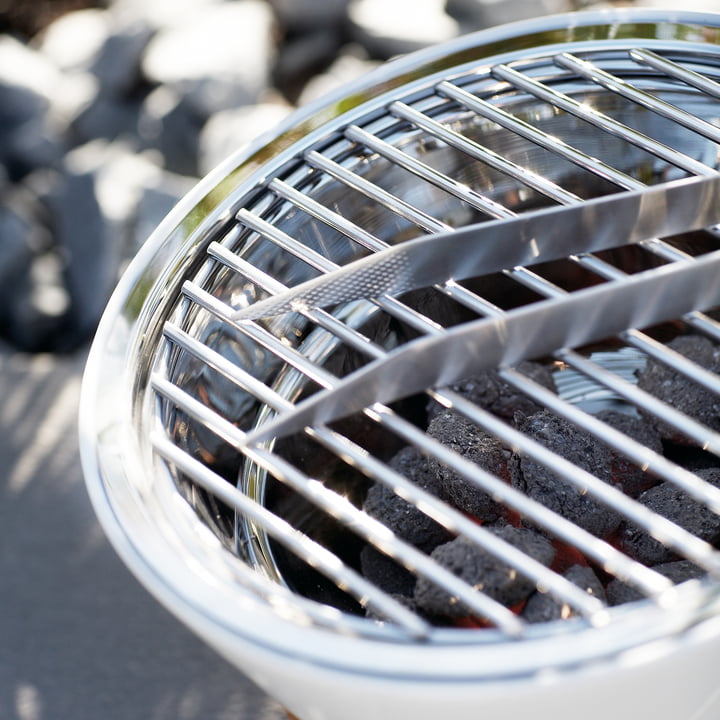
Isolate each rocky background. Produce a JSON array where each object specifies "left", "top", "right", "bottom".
[{"left": 3, "top": 0, "right": 715, "bottom": 354}]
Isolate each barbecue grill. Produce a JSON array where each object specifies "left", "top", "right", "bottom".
[{"left": 79, "top": 9, "right": 720, "bottom": 720}]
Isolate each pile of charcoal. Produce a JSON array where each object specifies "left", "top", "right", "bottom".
[{"left": 360, "top": 333, "right": 720, "bottom": 626}]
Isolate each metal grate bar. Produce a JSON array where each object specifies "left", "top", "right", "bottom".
[
  {"left": 163, "top": 321, "right": 292, "bottom": 413},
  {"left": 181, "top": 281, "right": 337, "bottom": 389},
  {"left": 505, "top": 260, "right": 720, "bottom": 457},
  {"left": 269, "top": 178, "right": 389, "bottom": 254},
  {"left": 571, "top": 252, "right": 720, "bottom": 388},
  {"left": 208, "top": 242, "right": 386, "bottom": 361},
  {"left": 629, "top": 48, "right": 720, "bottom": 99},
  {"left": 389, "top": 100, "right": 581, "bottom": 204},
  {"left": 499, "top": 366, "right": 720, "bottom": 515},
  {"left": 155, "top": 372, "right": 528, "bottom": 633},
  {"left": 345, "top": 124, "right": 515, "bottom": 218},
  {"left": 236, "top": 209, "right": 448, "bottom": 336},
  {"left": 432, "top": 387, "right": 720, "bottom": 578},
  {"left": 248, "top": 440, "right": 527, "bottom": 634},
  {"left": 436, "top": 80, "right": 645, "bottom": 190},
  {"left": 368, "top": 401, "right": 675, "bottom": 597},
  {"left": 558, "top": 348, "right": 720, "bottom": 457},
  {"left": 304, "top": 149, "right": 451, "bottom": 234},
  {"left": 491, "top": 63, "right": 717, "bottom": 177},
  {"left": 149, "top": 393, "right": 431, "bottom": 637},
  {"left": 307, "top": 423, "right": 609, "bottom": 619},
  {"left": 555, "top": 53, "right": 720, "bottom": 144},
  {"left": 236, "top": 208, "right": 340, "bottom": 274}
]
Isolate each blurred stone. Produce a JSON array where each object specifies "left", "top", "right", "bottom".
[
  {"left": 273, "top": 30, "right": 344, "bottom": 102},
  {"left": 91, "top": 20, "right": 155, "bottom": 98},
  {"left": 0, "top": 180, "right": 65, "bottom": 352},
  {"left": 132, "top": 181, "right": 195, "bottom": 254},
  {"left": 348, "top": 0, "right": 459, "bottom": 58},
  {"left": 0, "top": 37, "right": 98, "bottom": 177},
  {"left": 137, "top": 85, "right": 204, "bottom": 176},
  {"left": 141, "top": 1, "right": 276, "bottom": 117},
  {"left": 38, "top": 149, "right": 121, "bottom": 347},
  {"left": 268, "top": 0, "right": 350, "bottom": 31},
  {"left": 109, "top": 0, "right": 223, "bottom": 29},
  {"left": 71, "top": 92, "right": 143, "bottom": 143},
  {"left": 199, "top": 101, "right": 293, "bottom": 175},
  {"left": 0, "top": 35, "right": 63, "bottom": 104},
  {"left": 0, "top": 201, "right": 39, "bottom": 285},
  {"left": 33, "top": 8, "right": 110, "bottom": 72},
  {"left": 297, "top": 44, "right": 380, "bottom": 106},
  {"left": 445, "top": 0, "right": 573, "bottom": 30},
  {"left": 3, "top": 116, "right": 66, "bottom": 179}
]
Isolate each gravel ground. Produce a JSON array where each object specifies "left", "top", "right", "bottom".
[{"left": 0, "top": 346, "right": 286, "bottom": 720}]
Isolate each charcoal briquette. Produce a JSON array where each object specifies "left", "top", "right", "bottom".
[
  {"left": 514, "top": 410, "right": 623, "bottom": 537},
  {"left": 606, "top": 560, "right": 705, "bottom": 606},
  {"left": 522, "top": 564, "right": 606, "bottom": 624},
  {"left": 427, "top": 361, "right": 556, "bottom": 423},
  {"left": 619, "top": 469, "right": 720, "bottom": 565},
  {"left": 363, "top": 446, "right": 452, "bottom": 553},
  {"left": 414, "top": 525, "right": 555, "bottom": 618},
  {"left": 635, "top": 334, "right": 720, "bottom": 441},
  {"left": 427, "top": 410, "right": 519, "bottom": 522}
]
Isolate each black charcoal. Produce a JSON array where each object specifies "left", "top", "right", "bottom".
[
  {"left": 523, "top": 564, "right": 606, "bottom": 623},
  {"left": 606, "top": 560, "right": 705, "bottom": 606},
  {"left": 359, "top": 545, "right": 416, "bottom": 597},
  {"left": 619, "top": 468, "right": 720, "bottom": 565},
  {"left": 428, "top": 361, "right": 556, "bottom": 424},
  {"left": 514, "top": 410, "right": 623, "bottom": 537},
  {"left": 427, "top": 410, "right": 519, "bottom": 522},
  {"left": 414, "top": 526, "right": 555, "bottom": 618},
  {"left": 636, "top": 334, "right": 720, "bottom": 440},
  {"left": 363, "top": 446, "right": 452, "bottom": 553}
]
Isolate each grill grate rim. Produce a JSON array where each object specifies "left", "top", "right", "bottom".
[{"left": 152, "top": 45, "right": 720, "bottom": 641}]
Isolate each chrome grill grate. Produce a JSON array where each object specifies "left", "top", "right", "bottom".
[{"left": 139, "top": 38, "right": 720, "bottom": 642}]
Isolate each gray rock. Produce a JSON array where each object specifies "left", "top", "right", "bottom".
[
  {"left": 0, "top": 200, "right": 39, "bottom": 285},
  {"left": 33, "top": 8, "right": 110, "bottom": 73},
  {"left": 0, "top": 179, "right": 66, "bottom": 352},
  {"left": 198, "top": 101, "right": 293, "bottom": 175},
  {"left": 37, "top": 149, "right": 121, "bottom": 347},
  {"left": 71, "top": 92, "right": 143, "bottom": 144},
  {"left": 268, "top": 0, "right": 350, "bottom": 31},
  {"left": 132, "top": 180, "right": 196, "bottom": 254},
  {"left": 0, "top": 38, "right": 95, "bottom": 177},
  {"left": 141, "top": 1, "right": 276, "bottom": 117},
  {"left": 445, "top": 0, "right": 573, "bottom": 31},
  {"left": 137, "top": 85, "right": 204, "bottom": 176},
  {"left": 2, "top": 113, "right": 66, "bottom": 180},
  {"left": 348, "top": 0, "right": 459, "bottom": 59},
  {"left": 273, "top": 30, "right": 344, "bottom": 102},
  {"left": 90, "top": 20, "right": 155, "bottom": 98},
  {"left": 0, "top": 35, "right": 63, "bottom": 104},
  {"left": 297, "top": 44, "right": 380, "bottom": 107},
  {"left": 109, "top": 0, "right": 223, "bottom": 29}
]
